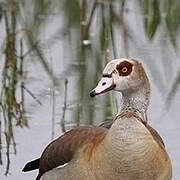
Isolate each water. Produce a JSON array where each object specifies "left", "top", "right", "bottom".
[{"left": 0, "top": 0, "right": 180, "bottom": 179}]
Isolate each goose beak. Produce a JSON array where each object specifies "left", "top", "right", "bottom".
[{"left": 90, "top": 77, "right": 116, "bottom": 97}]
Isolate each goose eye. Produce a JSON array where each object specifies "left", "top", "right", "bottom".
[
  {"left": 116, "top": 61, "right": 133, "bottom": 76},
  {"left": 122, "top": 67, "right": 128, "bottom": 73}
]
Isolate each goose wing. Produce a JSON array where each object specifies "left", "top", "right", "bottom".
[{"left": 36, "top": 126, "right": 107, "bottom": 179}]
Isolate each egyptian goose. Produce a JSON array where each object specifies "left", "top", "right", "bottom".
[{"left": 23, "top": 58, "right": 172, "bottom": 180}]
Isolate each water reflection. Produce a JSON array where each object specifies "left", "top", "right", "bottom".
[{"left": 0, "top": 0, "right": 180, "bottom": 179}]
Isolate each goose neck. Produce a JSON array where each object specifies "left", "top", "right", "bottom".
[{"left": 120, "top": 85, "right": 150, "bottom": 122}]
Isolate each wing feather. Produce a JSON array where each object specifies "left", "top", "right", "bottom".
[{"left": 37, "top": 126, "right": 107, "bottom": 179}]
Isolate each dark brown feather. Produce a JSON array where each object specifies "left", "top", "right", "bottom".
[
  {"left": 22, "top": 158, "right": 40, "bottom": 172},
  {"left": 36, "top": 126, "right": 107, "bottom": 179}
]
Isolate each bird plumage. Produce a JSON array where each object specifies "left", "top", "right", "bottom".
[{"left": 23, "top": 58, "right": 172, "bottom": 180}]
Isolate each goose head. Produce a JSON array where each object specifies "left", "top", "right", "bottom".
[
  {"left": 90, "top": 58, "right": 151, "bottom": 116},
  {"left": 90, "top": 58, "right": 150, "bottom": 96}
]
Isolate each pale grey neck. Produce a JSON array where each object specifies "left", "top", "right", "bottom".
[{"left": 120, "top": 83, "right": 150, "bottom": 122}]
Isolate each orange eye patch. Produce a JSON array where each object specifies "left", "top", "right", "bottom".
[{"left": 116, "top": 61, "right": 133, "bottom": 76}]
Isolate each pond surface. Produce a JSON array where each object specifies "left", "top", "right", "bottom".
[{"left": 0, "top": 0, "right": 180, "bottom": 179}]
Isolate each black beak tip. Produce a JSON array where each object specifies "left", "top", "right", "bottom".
[{"left": 89, "top": 90, "right": 96, "bottom": 97}]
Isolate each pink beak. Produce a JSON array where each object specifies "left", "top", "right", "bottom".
[{"left": 90, "top": 77, "right": 116, "bottom": 97}]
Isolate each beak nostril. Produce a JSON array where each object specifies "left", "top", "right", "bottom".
[{"left": 102, "top": 82, "right": 106, "bottom": 86}]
